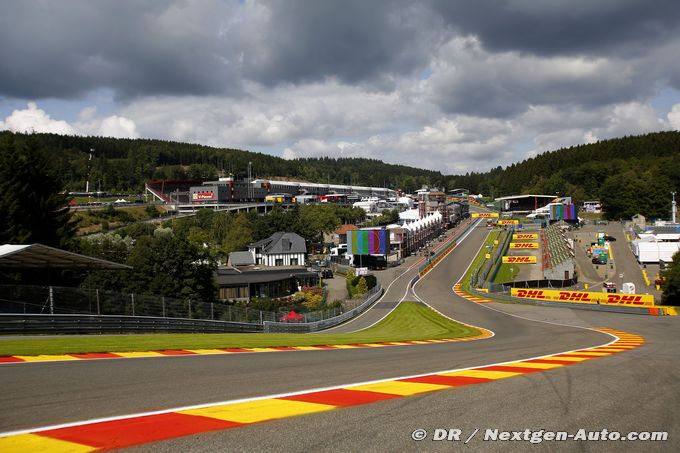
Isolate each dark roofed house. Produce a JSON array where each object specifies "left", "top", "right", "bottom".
[
  {"left": 227, "top": 251, "right": 255, "bottom": 267},
  {"left": 215, "top": 266, "right": 318, "bottom": 301},
  {"left": 249, "top": 232, "right": 306, "bottom": 267},
  {"left": 216, "top": 232, "right": 314, "bottom": 302}
]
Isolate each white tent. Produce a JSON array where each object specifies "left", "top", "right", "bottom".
[{"left": 633, "top": 242, "right": 680, "bottom": 263}]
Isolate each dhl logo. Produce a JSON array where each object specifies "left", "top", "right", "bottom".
[
  {"left": 472, "top": 212, "right": 499, "bottom": 218},
  {"left": 513, "top": 234, "right": 538, "bottom": 240},
  {"left": 605, "top": 295, "right": 647, "bottom": 306},
  {"left": 558, "top": 291, "right": 592, "bottom": 302},
  {"left": 512, "top": 288, "right": 656, "bottom": 306},
  {"left": 509, "top": 242, "right": 539, "bottom": 249},
  {"left": 502, "top": 256, "right": 536, "bottom": 264},
  {"left": 515, "top": 289, "right": 546, "bottom": 299},
  {"left": 498, "top": 219, "right": 519, "bottom": 225}
]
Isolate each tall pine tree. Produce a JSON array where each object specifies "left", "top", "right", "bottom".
[{"left": 0, "top": 134, "right": 73, "bottom": 247}]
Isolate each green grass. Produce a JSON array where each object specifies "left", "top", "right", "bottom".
[
  {"left": 459, "top": 229, "right": 498, "bottom": 290},
  {"left": 0, "top": 302, "right": 480, "bottom": 356},
  {"left": 493, "top": 263, "right": 519, "bottom": 283}
]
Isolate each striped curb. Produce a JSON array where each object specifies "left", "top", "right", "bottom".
[
  {"left": 453, "top": 283, "right": 492, "bottom": 303},
  {"left": 0, "top": 328, "right": 643, "bottom": 452},
  {"left": 0, "top": 328, "right": 494, "bottom": 365}
]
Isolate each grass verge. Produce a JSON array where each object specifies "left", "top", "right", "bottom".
[
  {"left": 0, "top": 302, "right": 481, "bottom": 356},
  {"left": 493, "top": 263, "right": 519, "bottom": 283},
  {"left": 459, "top": 229, "right": 498, "bottom": 290}
]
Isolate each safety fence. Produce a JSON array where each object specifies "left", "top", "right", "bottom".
[
  {"left": 0, "top": 283, "right": 383, "bottom": 334},
  {"left": 0, "top": 284, "right": 350, "bottom": 326},
  {"left": 0, "top": 314, "right": 263, "bottom": 335},
  {"left": 263, "top": 285, "right": 383, "bottom": 333}
]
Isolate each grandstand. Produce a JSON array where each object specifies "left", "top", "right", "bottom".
[
  {"left": 145, "top": 180, "right": 202, "bottom": 204},
  {"left": 541, "top": 224, "right": 576, "bottom": 280}
]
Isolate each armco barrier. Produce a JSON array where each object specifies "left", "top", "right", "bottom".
[
  {"left": 0, "top": 314, "right": 263, "bottom": 335},
  {"left": 264, "top": 285, "right": 383, "bottom": 333}
]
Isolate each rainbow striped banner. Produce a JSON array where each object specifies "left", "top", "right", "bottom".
[{"left": 347, "top": 230, "right": 390, "bottom": 255}]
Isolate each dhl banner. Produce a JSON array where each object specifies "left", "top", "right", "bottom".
[
  {"left": 502, "top": 256, "right": 537, "bottom": 264},
  {"left": 498, "top": 219, "right": 519, "bottom": 225},
  {"left": 511, "top": 288, "right": 655, "bottom": 307},
  {"left": 472, "top": 212, "right": 499, "bottom": 218},
  {"left": 509, "top": 242, "right": 539, "bottom": 249},
  {"left": 513, "top": 233, "right": 538, "bottom": 240}
]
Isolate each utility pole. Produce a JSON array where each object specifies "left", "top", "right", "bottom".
[
  {"left": 248, "top": 162, "right": 252, "bottom": 201},
  {"left": 86, "top": 148, "right": 94, "bottom": 204},
  {"left": 672, "top": 191, "right": 677, "bottom": 224}
]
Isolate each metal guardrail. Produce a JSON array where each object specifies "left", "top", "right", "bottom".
[
  {"left": 0, "top": 284, "right": 348, "bottom": 326},
  {"left": 0, "top": 314, "right": 263, "bottom": 335},
  {"left": 263, "top": 285, "right": 383, "bottom": 333}
]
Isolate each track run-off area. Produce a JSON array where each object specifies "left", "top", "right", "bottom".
[{"left": 0, "top": 222, "right": 678, "bottom": 451}]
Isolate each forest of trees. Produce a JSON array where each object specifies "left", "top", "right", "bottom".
[
  {"left": 0, "top": 131, "right": 443, "bottom": 195},
  {"left": 2, "top": 130, "right": 679, "bottom": 220},
  {"left": 447, "top": 132, "right": 680, "bottom": 220}
]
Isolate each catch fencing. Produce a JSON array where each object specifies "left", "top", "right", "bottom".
[
  {"left": 0, "top": 283, "right": 382, "bottom": 334},
  {"left": 0, "top": 314, "right": 262, "bottom": 335},
  {"left": 264, "top": 285, "right": 383, "bottom": 333}
]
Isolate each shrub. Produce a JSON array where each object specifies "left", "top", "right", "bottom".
[
  {"left": 356, "top": 276, "right": 368, "bottom": 295},
  {"left": 352, "top": 274, "right": 377, "bottom": 290}
]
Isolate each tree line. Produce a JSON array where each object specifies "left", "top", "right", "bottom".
[
  {"left": 0, "top": 131, "right": 444, "bottom": 194},
  {"left": 447, "top": 131, "right": 680, "bottom": 220}
]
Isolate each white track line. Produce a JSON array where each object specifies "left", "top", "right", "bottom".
[
  {"left": 345, "top": 220, "right": 481, "bottom": 332},
  {"left": 0, "top": 330, "right": 621, "bottom": 439}
]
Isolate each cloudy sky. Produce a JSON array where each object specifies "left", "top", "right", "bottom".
[{"left": 2, "top": 0, "right": 680, "bottom": 175}]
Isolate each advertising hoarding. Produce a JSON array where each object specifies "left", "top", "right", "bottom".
[
  {"left": 513, "top": 233, "right": 538, "bottom": 240},
  {"left": 511, "top": 288, "right": 655, "bottom": 307},
  {"left": 509, "top": 242, "right": 539, "bottom": 249},
  {"left": 502, "top": 256, "right": 537, "bottom": 264}
]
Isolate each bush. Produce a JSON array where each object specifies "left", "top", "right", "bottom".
[
  {"left": 352, "top": 274, "right": 377, "bottom": 290},
  {"left": 356, "top": 276, "right": 368, "bottom": 295}
]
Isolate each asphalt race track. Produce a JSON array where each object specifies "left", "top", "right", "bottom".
[{"left": 1, "top": 223, "right": 678, "bottom": 451}]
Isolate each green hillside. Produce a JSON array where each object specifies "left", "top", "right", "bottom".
[
  {"left": 0, "top": 132, "right": 444, "bottom": 195},
  {"left": 447, "top": 131, "right": 680, "bottom": 220},
  {"left": 3, "top": 130, "right": 680, "bottom": 220}
]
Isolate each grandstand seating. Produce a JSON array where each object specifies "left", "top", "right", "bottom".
[{"left": 541, "top": 224, "right": 575, "bottom": 270}]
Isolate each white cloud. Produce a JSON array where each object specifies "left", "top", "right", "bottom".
[
  {"left": 668, "top": 104, "right": 680, "bottom": 129},
  {"left": 76, "top": 114, "right": 139, "bottom": 139},
  {"left": 281, "top": 116, "right": 514, "bottom": 174},
  {"left": 523, "top": 102, "right": 669, "bottom": 158},
  {"left": 0, "top": 102, "right": 75, "bottom": 135},
  {"left": 0, "top": 102, "right": 138, "bottom": 139}
]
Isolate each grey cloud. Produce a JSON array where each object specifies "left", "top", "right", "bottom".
[
  {"left": 430, "top": 0, "right": 680, "bottom": 57},
  {"left": 428, "top": 39, "right": 654, "bottom": 118},
  {"left": 0, "top": 0, "right": 241, "bottom": 100},
  {"left": 232, "top": 0, "right": 439, "bottom": 88}
]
